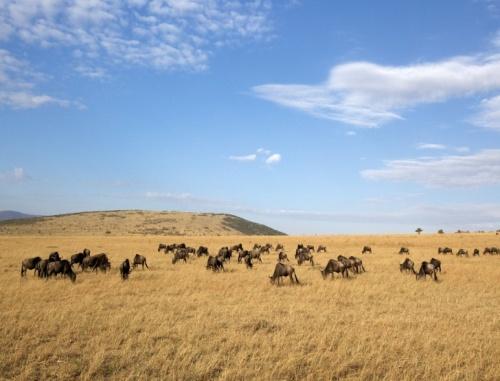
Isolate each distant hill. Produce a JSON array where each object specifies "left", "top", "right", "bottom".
[
  {"left": 0, "top": 210, "right": 286, "bottom": 236},
  {"left": 0, "top": 210, "right": 37, "bottom": 221}
]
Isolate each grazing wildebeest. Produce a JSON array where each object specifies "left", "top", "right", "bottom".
[
  {"left": 400, "top": 258, "right": 416, "bottom": 274},
  {"left": 238, "top": 250, "right": 249, "bottom": 263},
  {"left": 158, "top": 243, "right": 167, "bottom": 252},
  {"left": 295, "top": 246, "right": 310, "bottom": 259},
  {"left": 21, "top": 256, "right": 42, "bottom": 277},
  {"left": 119, "top": 259, "right": 131, "bottom": 280},
  {"left": 337, "top": 255, "right": 355, "bottom": 273},
  {"left": 231, "top": 243, "right": 243, "bottom": 252},
  {"left": 218, "top": 247, "right": 232, "bottom": 262},
  {"left": 317, "top": 245, "right": 327, "bottom": 253},
  {"left": 276, "top": 243, "right": 284, "bottom": 251},
  {"left": 362, "top": 246, "right": 372, "bottom": 254},
  {"left": 438, "top": 247, "right": 453, "bottom": 255},
  {"left": 48, "top": 251, "right": 61, "bottom": 262},
  {"left": 244, "top": 255, "right": 253, "bottom": 269},
  {"left": 430, "top": 258, "right": 441, "bottom": 272},
  {"left": 278, "top": 251, "right": 289, "bottom": 262},
  {"left": 416, "top": 261, "right": 438, "bottom": 281},
  {"left": 297, "top": 251, "right": 314, "bottom": 266},
  {"left": 259, "top": 244, "right": 272, "bottom": 255},
  {"left": 70, "top": 251, "right": 90, "bottom": 269},
  {"left": 473, "top": 249, "right": 480, "bottom": 256},
  {"left": 269, "top": 263, "right": 299, "bottom": 285},
  {"left": 206, "top": 255, "right": 224, "bottom": 272},
  {"left": 321, "top": 259, "right": 348, "bottom": 279},
  {"left": 172, "top": 249, "right": 189, "bottom": 264},
  {"left": 47, "top": 260, "right": 76, "bottom": 282},
  {"left": 133, "top": 254, "right": 149, "bottom": 270},
  {"left": 399, "top": 247, "right": 410, "bottom": 255},
  {"left": 186, "top": 247, "right": 196, "bottom": 255},
  {"left": 197, "top": 246, "right": 209, "bottom": 257},
  {"left": 306, "top": 245, "right": 315, "bottom": 252},
  {"left": 35, "top": 259, "right": 49, "bottom": 278},
  {"left": 484, "top": 247, "right": 499, "bottom": 255},
  {"left": 456, "top": 248, "right": 469, "bottom": 257},
  {"left": 82, "top": 253, "right": 110, "bottom": 272},
  {"left": 349, "top": 256, "right": 366, "bottom": 273}
]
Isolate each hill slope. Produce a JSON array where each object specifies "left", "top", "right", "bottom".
[
  {"left": 0, "top": 210, "right": 285, "bottom": 236},
  {"left": 0, "top": 211, "right": 37, "bottom": 221}
]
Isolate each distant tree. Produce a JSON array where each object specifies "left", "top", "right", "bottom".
[
  {"left": 437, "top": 229, "right": 444, "bottom": 234},
  {"left": 415, "top": 228, "right": 423, "bottom": 235}
]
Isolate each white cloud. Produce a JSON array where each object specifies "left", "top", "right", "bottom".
[
  {"left": 471, "top": 95, "right": 500, "bottom": 131},
  {"left": 228, "top": 154, "right": 257, "bottom": 162},
  {"left": 0, "top": 167, "right": 29, "bottom": 182},
  {"left": 361, "top": 149, "right": 500, "bottom": 187},
  {"left": 417, "top": 143, "right": 446, "bottom": 150},
  {"left": 265, "top": 153, "right": 281, "bottom": 164},
  {"left": 253, "top": 52, "right": 500, "bottom": 127},
  {"left": 0, "top": 0, "right": 273, "bottom": 74}
]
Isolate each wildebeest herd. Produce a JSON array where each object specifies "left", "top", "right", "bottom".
[{"left": 20, "top": 242, "right": 498, "bottom": 285}]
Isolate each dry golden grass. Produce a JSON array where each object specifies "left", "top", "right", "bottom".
[{"left": 0, "top": 233, "right": 499, "bottom": 380}]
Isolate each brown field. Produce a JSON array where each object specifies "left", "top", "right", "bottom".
[{"left": 0, "top": 233, "right": 499, "bottom": 380}]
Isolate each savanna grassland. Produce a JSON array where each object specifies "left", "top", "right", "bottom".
[{"left": 0, "top": 233, "right": 499, "bottom": 381}]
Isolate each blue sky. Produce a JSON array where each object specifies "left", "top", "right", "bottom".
[{"left": 1, "top": 0, "right": 500, "bottom": 234}]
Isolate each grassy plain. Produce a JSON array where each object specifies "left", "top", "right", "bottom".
[{"left": 0, "top": 234, "right": 499, "bottom": 380}]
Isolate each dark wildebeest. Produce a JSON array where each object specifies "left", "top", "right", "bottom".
[
  {"left": 456, "top": 248, "right": 469, "bottom": 257},
  {"left": 218, "top": 247, "right": 232, "bottom": 262},
  {"left": 399, "top": 247, "right": 410, "bottom": 255},
  {"left": 82, "top": 253, "right": 110, "bottom": 272},
  {"left": 269, "top": 263, "right": 299, "bottom": 285},
  {"left": 473, "top": 249, "right": 480, "bottom": 256},
  {"left": 244, "top": 255, "right": 253, "bottom": 269},
  {"left": 206, "top": 255, "right": 224, "bottom": 272},
  {"left": 337, "top": 255, "right": 355, "bottom": 273},
  {"left": 231, "top": 243, "right": 243, "bottom": 253},
  {"left": 238, "top": 250, "right": 249, "bottom": 263},
  {"left": 250, "top": 249, "right": 263, "bottom": 263},
  {"left": 400, "top": 258, "right": 416, "bottom": 274},
  {"left": 35, "top": 259, "right": 49, "bottom": 278},
  {"left": 276, "top": 243, "right": 284, "bottom": 251},
  {"left": 158, "top": 243, "right": 167, "bottom": 252},
  {"left": 259, "top": 244, "right": 272, "bottom": 255},
  {"left": 362, "top": 246, "right": 372, "bottom": 254},
  {"left": 321, "top": 259, "right": 348, "bottom": 279},
  {"left": 438, "top": 247, "right": 453, "bottom": 255},
  {"left": 297, "top": 251, "right": 314, "bottom": 266},
  {"left": 197, "top": 246, "right": 209, "bottom": 257},
  {"left": 307, "top": 245, "right": 315, "bottom": 252},
  {"left": 119, "top": 259, "right": 131, "bottom": 280},
  {"left": 349, "top": 256, "right": 366, "bottom": 273},
  {"left": 48, "top": 252, "right": 61, "bottom": 262},
  {"left": 172, "top": 249, "right": 189, "bottom": 264},
  {"left": 133, "top": 254, "right": 149, "bottom": 270},
  {"left": 483, "top": 247, "right": 499, "bottom": 255},
  {"left": 21, "top": 257, "right": 42, "bottom": 277},
  {"left": 278, "top": 251, "right": 289, "bottom": 262},
  {"left": 70, "top": 251, "right": 90, "bottom": 269},
  {"left": 317, "top": 245, "right": 327, "bottom": 253},
  {"left": 295, "top": 246, "right": 310, "bottom": 259},
  {"left": 430, "top": 258, "right": 441, "bottom": 272},
  {"left": 416, "top": 261, "right": 438, "bottom": 281},
  {"left": 186, "top": 247, "right": 196, "bottom": 256},
  {"left": 253, "top": 243, "right": 261, "bottom": 250},
  {"left": 47, "top": 260, "right": 76, "bottom": 282}
]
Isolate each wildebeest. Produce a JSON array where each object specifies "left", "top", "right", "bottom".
[
  {"left": 483, "top": 247, "right": 499, "bottom": 255},
  {"left": 278, "top": 251, "right": 289, "bottom": 262},
  {"left": 238, "top": 250, "right": 249, "bottom": 263},
  {"left": 430, "top": 258, "right": 441, "bottom": 272},
  {"left": 218, "top": 247, "right": 232, "bottom": 262},
  {"left": 399, "top": 247, "right": 410, "bottom": 255},
  {"left": 276, "top": 243, "right": 284, "bottom": 251},
  {"left": 48, "top": 251, "right": 61, "bottom": 262},
  {"left": 306, "top": 244, "right": 315, "bottom": 252},
  {"left": 253, "top": 243, "right": 261, "bottom": 250},
  {"left": 416, "top": 261, "right": 438, "bottom": 281},
  {"left": 231, "top": 243, "right": 243, "bottom": 252},
  {"left": 438, "top": 247, "right": 453, "bottom": 255},
  {"left": 259, "top": 244, "right": 272, "bottom": 255},
  {"left": 349, "top": 256, "right": 366, "bottom": 273},
  {"left": 337, "top": 255, "right": 355, "bottom": 273},
  {"left": 172, "top": 249, "right": 189, "bottom": 264},
  {"left": 133, "top": 254, "right": 149, "bottom": 270},
  {"left": 317, "top": 245, "right": 327, "bottom": 253},
  {"left": 70, "top": 251, "right": 90, "bottom": 269},
  {"left": 244, "top": 255, "right": 253, "bottom": 269},
  {"left": 456, "top": 248, "right": 469, "bottom": 257},
  {"left": 47, "top": 260, "right": 76, "bottom": 282},
  {"left": 196, "top": 246, "right": 209, "bottom": 257},
  {"left": 35, "top": 259, "right": 49, "bottom": 278},
  {"left": 238, "top": 249, "right": 262, "bottom": 263},
  {"left": 400, "top": 258, "right": 416, "bottom": 274},
  {"left": 297, "top": 251, "right": 314, "bottom": 266},
  {"left": 362, "top": 246, "right": 372, "bottom": 254},
  {"left": 473, "top": 249, "right": 480, "bottom": 256},
  {"left": 82, "top": 253, "right": 110, "bottom": 272},
  {"left": 21, "top": 256, "right": 42, "bottom": 277},
  {"left": 269, "top": 263, "right": 299, "bottom": 285},
  {"left": 158, "top": 243, "right": 167, "bottom": 252},
  {"left": 206, "top": 255, "right": 224, "bottom": 272},
  {"left": 321, "top": 259, "right": 348, "bottom": 279},
  {"left": 119, "top": 259, "right": 131, "bottom": 280}
]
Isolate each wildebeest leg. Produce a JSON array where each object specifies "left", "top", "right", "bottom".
[
  {"left": 433, "top": 271, "right": 438, "bottom": 281},
  {"left": 20, "top": 265, "right": 25, "bottom": 277},
  {"left": 144, "top": 261, "right": 149, "bottom": 270}
]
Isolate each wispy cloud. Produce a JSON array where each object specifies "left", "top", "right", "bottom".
[
  {"left": 417, "top": 143, "right": 446, "bottom": 150},
  {"left": 229, "top": 148, "right": 281, "bottom": 164},
  {"left": 253, "top": 49, "right": 500, "bottom": 127},
  {"left": 361, "top": 149, "right": 500, "bottom": 187},
  {"left": 0, "top": 167, "right": 29, "bottom": 182},
  {"left": 471, "top": 95, "right": 500, "bottom": 131},
  {"left": 265, "top": 153, "right": 281, "bottom": 164},
  {"left": 229, "top": 154, "right": 257, "bottom": 162}
]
